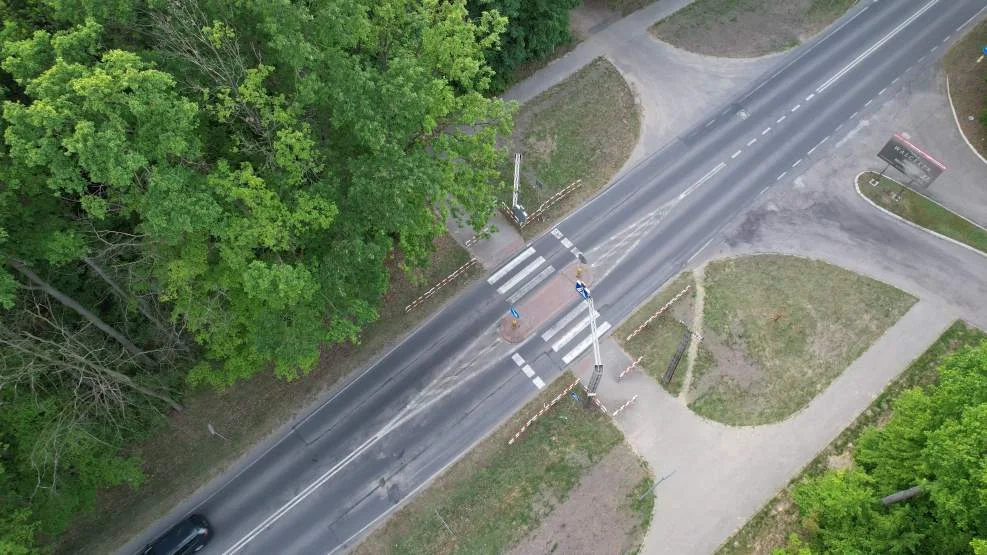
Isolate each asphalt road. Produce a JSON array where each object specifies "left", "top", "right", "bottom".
[{"left": 123, "top": 1, "right": 987, "bottom": 553}]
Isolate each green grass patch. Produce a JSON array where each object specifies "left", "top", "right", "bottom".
[
  {"left": 57, "top": 235, "right": 481, "bottom": 555},
  {"left": 651, "top": 0, "right": 855, "bottom": 58},
  {"left": 697, "top": 255, "right": 916, "bottom": 425},
  {"left": 943, "top": 13, "right": 987, "bottom": 160},
  {"left": 858, "top": 172, "right": 987, "bottom": 254},
  {"left": 508, "top": 57, "right": 640, "bottom": 239},
  {"left": 355, "top": 372, "right": 624, "bottom": 554},
  {"left": 716, "top": 321, "right": 987, "bottom": 555},
  {"left": 615, "top": 272, "right": 695, "bottom": 395}
]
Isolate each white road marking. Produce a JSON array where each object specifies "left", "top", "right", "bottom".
[
  {"left": 942, "top": 35, "right": 950, "bottom": 43},
  {"left": 777, "top": 115, "right": 787, "bottom": 123},
  {"left": 792, "top": 159, "right": 802, "bottom": 168},
  {"left": 762, "top": 127, "right": 772, "bottom": 135},
  {"left": 746, "top": 138, "right": 757, "bottom": 146},
  {"left": 550, "top": 228, "right": 563, "bottom": 239},
  {"left": 918, "top": 54, "right": 927, "bottom": 62},
  {"left": 816, "top": 0, "right": 939, "bottom": 94},
  {"left": 521, "top": 364, "right": 535, "bottom": 378},
  {"left": 731, "top": 150, "right": 742, "bottom": 159},
  {"left": 488, "top": 247, "right": 535, "bottom": 284},
  {"left": 879, "top": 87, "right": 887, "bottom": 95},
  {"left": 929, "top": 46, "right": 937, "bottom": 53},
  {"left": 705, "top": 119, "right": 715, "bottom": 128},
  {"left": 805, "top": 93, "right": 815, "bottom": 101},
  {"left": 959, "top": 6, "right": 987, "bottom": 32},
  {"left": 512, "top": 353, "right": 524, "bottom": 365},
  {"left": 542, "top": 305, "right": 599, "bottom": 342},
  {"left": 496, "top": 257, "right": 545, "bottom": 294},
  {"left": 687, "top": 236, "right": 717, "bottom": 264},
  {"left": 791, "top": 104, "right": 801, "bottom": 112},
  {"left": 552, "top": 313, "right": 595, "bottom": 352},
  {"left": 777, "top": 171, "right": 788, "bottom": 181},
  {"left": 892, "top": 77, "right": 900, "bottom": 84},
  {"left": 508, "top": 265, "right": 555, "bottom": 304},
  {"left": 678, "top": 162, "right": 726, "bottom": 201},
  {"left": 865, "top": 99, "right": 873, "bottom": 107},
  {"left": 532, "top": 376, "right": 546, "bottom": 389},
  {"left": 851, "top": 111, "right": 859, "bottom": 119},
  {"left": 560, "top": 237, "right": 573, "bottom": 248},
  {"left": 561, "top": 322, "right": 612, "bottom": 364}
]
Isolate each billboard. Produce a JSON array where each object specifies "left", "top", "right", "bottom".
[{"left": 877, "top": 133, "right": 946, "bottom": 186}]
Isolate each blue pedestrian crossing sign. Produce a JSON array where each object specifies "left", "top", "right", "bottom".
[
  {"left": 510, "top": 306, "right": 520, "bottom": 319},
  {"left": 575, "top": 280, "right": 590, "bottom": 300}
]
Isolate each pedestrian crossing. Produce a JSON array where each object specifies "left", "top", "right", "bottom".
[
  {"left": 542, "top": 303, "right": 611, "bottom": 365},
  {"left": 487, "top": 247, "right": 555, "bottom": 301}
]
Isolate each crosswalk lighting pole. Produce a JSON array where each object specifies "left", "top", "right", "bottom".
[{"left": 574, "top": 280, "right": 604, "bottom": 404}]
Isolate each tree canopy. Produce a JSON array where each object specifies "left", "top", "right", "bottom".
[
  {"left": 0, "top": 0, "right": 525, "bottom": 550},
  {"left": 791, "top": 341, "right": 987, "bottom": 554}
]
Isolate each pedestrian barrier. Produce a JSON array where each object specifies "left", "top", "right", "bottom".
[
  {"left": 508, "top": 379, "right": 582, "bottom": 445},
  {"left": 617, "top": 356, "right": 644, "bottom": 381},
  {"left": 404, "top": 258, "right": 478, "bottom": 313},
  {"left": 611, "top": 395, "right": 639, "bottom": 418},
  {"left": 625, "top": 285, "right": 691, "bottom": 341}
]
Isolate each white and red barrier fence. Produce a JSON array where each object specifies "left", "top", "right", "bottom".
[
  {"left": 404, "top": 258, "right": 478, "bottom": 313},
  {"left": 507, "top": 379, "right": 581, "bottom": 445},
  {"left": 611, "top": 395, "right": 639, "bottom": 418},
  {"left": 617, "top": 356, "right": 644, "bottom": 381},
  {"left": 625, "top": 285, "right": 691, "bottom": 342}
]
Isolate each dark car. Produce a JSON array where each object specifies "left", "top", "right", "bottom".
[{"left": 141, "top": 514, "right": 212, "bottom": 555}]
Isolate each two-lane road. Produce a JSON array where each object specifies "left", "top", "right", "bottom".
[{"left": 122, "top": 1, "right": 987, "bottom": 553}]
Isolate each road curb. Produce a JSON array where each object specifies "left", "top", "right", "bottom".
[
  {"left": 944, "top": 75, "right": 987, "bottom": 167},
  {"left": 853, "top": 171, "right": 987, "bottom": 260}
]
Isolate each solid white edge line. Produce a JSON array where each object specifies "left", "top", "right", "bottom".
[
  {"left": 816, "top": 0, "right": 939, "bottom": 94},
  {"left": 487, "top": 247, "right": 535, "bottom": 284}
]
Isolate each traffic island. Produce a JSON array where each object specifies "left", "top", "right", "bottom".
[{"left": 496, "top": 260, "right": 595, "bottom": 344}]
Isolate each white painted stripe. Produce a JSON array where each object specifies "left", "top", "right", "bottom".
[
  {"left": 508, "top": 265, "right": 555, "bottom": 304},
  {"left": 892, "top": 77, "right": 900, "bottom": 84},
  {"left": 959, "top": 6, "right": 987, "bottom": 31},
  {"left": 512, "top": 353, "right": 524, "bottom": 365},
  {"left": 851, "top": 111, "right": 859, "bottom": 119},
  {"left": 816, "top": 0, "right": 939, "bottom": 94},
  {"left": 746, "top": 138, "right": 757, "bottom": 147},
  {"left": 532, "top": 376, "right": 546, "bottom": 389},
  {"left": 521, "top": 364, "right": 535, "bottom": 378},
  {"left": 805, "top": 93, "right": 815, "bottom": 101},
  {"left": 487, "top": 247, "right": 535, "bottom": 284},
  {"left": 561, "top": 322, "right": 612, "bottom": 364},
  {"left": 552, "top": 312, "right": 595, "bottom": 352},
  {"left": 496, "top": 257, "right": 546, "bottom": 294},
  {"left": 942, "top": 35, "right": 950, "bottom": 43},
  {"left": 929, "top": 46, "right": 937, "bottom": 53},
  {"left": 777, "top": 171, "right": 788, "bottom": 181},
  {"left": 864, "top": 99, "right": 873, "bottom": 107},
  {"left": 542, "top": 304, "right": 598, "bottom": 341},
  {"left": 550, "top": 228, "right": 563, "bottom": 238},
  {"left": 879, "top": 87, "right": 887, "bottom": 95},
  {"left": 791, "top": 104, "right": 801, "bottom": 112},
  {"left": 705, "top": 119, "right": 715, "bottom": 128},
  {"left": 777, "top": 115, "right": 786, "bottom": 123},
  {"left": 678, "top": 162, "right": 726, "bottom": 201},
  {"left": 762, "top": 127, "right": 772, "bottom": 135},
  {"left": 560, "top": 237, "right": 573, "bottom": 248},
  {"left": 731, "top": 150, "right": 742, "bottom": 159},
  {"left": 792, "top": 159, "right": 802, "bottom": 168}
]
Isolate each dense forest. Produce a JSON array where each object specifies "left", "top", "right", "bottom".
[
  {"left": 0, "top": 0, "right": 577, "bottom": 551},
  {"left": 785, "top": 342, "right": 987, "bottom": 554}
]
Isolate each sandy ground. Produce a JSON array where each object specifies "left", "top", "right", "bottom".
[{"left": 507, "top": 442, "right": 649, "bottom": 555}]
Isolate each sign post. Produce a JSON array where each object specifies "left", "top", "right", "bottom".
[
  {"left": 509, "top": 306, "right": 520, "bottom": 329},
  {"left": 575, "top": 280, "right": 604, "bottom": 406},
  {"left": 877, "top": 133, "right": 946, "bottom": 188}
]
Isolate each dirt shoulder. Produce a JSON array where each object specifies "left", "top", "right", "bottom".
[
  {"left": 651, "top": 0, "right": 856, "bottom": 58},
  {"left": 943, "top": 17, "right": 987, "bottom": 162}
]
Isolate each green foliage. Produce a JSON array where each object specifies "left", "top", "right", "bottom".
[
  {"left": 793, "top": 341, "right": 987, "bottom": 554},
  {"left": 468, "top": 0, "right": 581, "bottom": 92}
]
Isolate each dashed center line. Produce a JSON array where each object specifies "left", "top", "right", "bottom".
[
  {"left": 805, "top": 93, "right": 815, "bottom": 102},
  {"left": 851, "top": 111, "right": 859, "bottom": 119},
  {"left": 762, "top": 127, "right": 772, "bottom": 135},
  {"left": 864, "top": 99, "right": 873, "bottom": 107},
  {"left": 792, "top": 159, "right": 802, "bottom": 168},
  {"left": 731, "top": 150, "right": 742, "bottom": 159},
  {"left": 878, "top": 87, "right": 887, "bottom": 95},
  {"left": 791, "top": 104, "right": 801, "bottom": 112},
  {"left": 776, "top": 171, "right": 788, "bottom": 181},
  {"left": 746, "top": 138, "right": 757, "bottom": 147},
  {"left": 777, "top": 115, "right": 787, "bottom": 123}
]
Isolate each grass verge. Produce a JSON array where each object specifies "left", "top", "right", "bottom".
[
  {"left": 943, "top": 17, "right": 987, "bottom": 161},
  {"left": 716, "top": 321, "right": 987, "bottom": 555},
  {"left": 858, "top": 172, "right": 987, "bottom": 254},
  {"left": 696, "top": 254, "right": 916, "bottom": 425},
  {"left": 615, "top": 272, "right": 696, "bottom": 395},
  {"left": 355, "top": 372, "right": 624, "bottom": 554},
  {"left": 57, "top": 235, "right": 481, "bottom": 554},
  {"left": 508, "top": 57, "right": 640, "bottom": 240},
  {"left": 651, "top": 0, "right": 855, "bottom": 58}
]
